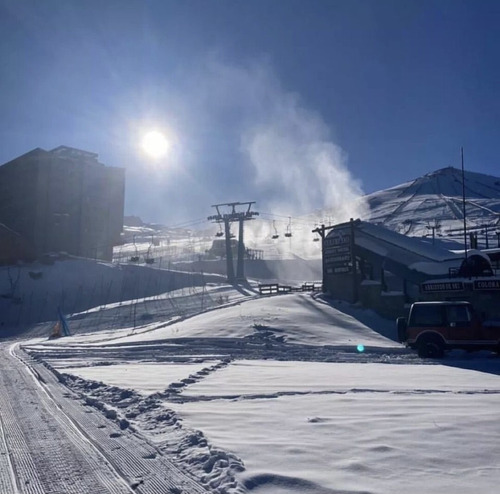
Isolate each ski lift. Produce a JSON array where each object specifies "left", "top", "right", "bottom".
[
  {"left": 130, "top": 235, "right": 140, "bottom": 262},
  {"left": 313, "top": 225, "right": 320, "bottom": 242},
  {"left": 144, "top": 235, "right": 155, "bottom": 264},
  {"left": 145, "top": 236, "right": 155, "bottom": 264},
  {"left": 215, "top": 224, "right": 224, "bottom": 237},
  {"left": 272, "top": 220, "right": 279, "bottom": 240},
  {"left": 284, "top": 217, "right": 292, "bottom": 238}
]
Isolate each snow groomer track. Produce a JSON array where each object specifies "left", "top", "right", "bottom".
[{"left": 0, "top": 344, "right": 207, "bottom": 494}]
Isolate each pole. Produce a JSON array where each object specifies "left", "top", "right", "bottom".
[
  {"left": 208, "top": 202, "right": 258, "bottom": 284},
  {"left": 224, "top": 218, "right": 235, "bottom": 283},
  {"left": 236, "top": 218, "right": 245, "bottom": 280},
  {"left": 320, "top": 224, "right": 326, "bottom": 292},
  {"left": 461, "top": 147, "right": 468, "bottom": 261},
  {"left": 350, "top": 218, "right": 358, "bottom": 303}
]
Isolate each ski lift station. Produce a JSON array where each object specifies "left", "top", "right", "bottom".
[{"left": 320, "top": 219, "right": 500, "bottom": 320}]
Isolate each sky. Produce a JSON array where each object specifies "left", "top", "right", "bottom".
[{"left": 1, "top": 0, "right": 499, "bottom": 226}]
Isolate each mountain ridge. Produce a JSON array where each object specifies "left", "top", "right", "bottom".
[{"left": 364, "top": 166, "right": 500, "bottom": 243}]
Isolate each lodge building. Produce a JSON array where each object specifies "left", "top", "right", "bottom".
[{"left": 0, "top": 146, "right": 125, "bottom": 263}]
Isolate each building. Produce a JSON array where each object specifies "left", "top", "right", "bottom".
[
  {"left": 0, "top": 222, "right": 35, "bottom": 265},
  {"left": 0, "top": 146, "right": 125, "bottom": 262},
  {"left": 320, "top": 219, "right": 500, "bottom": 319}
]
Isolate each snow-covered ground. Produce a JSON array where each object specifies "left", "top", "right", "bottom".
[
  {"left": 177, "top": 363, "right": 500, "bottom": 494},
  {"left": 13, "top": 265, "right": 500, "bottom": 494}
]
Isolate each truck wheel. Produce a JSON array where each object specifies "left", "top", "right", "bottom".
[{"left": 417, "top": 335, "right": 445, "bottom": 359}]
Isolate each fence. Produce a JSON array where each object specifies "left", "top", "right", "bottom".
[
  {"left": 0, "top": 260, "right": 225, "bottom": 336},
  {"left": 258, "top": 282, "right": 323, "bottom": 295}
]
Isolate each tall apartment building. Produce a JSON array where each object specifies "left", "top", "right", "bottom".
[{"left": 0, "top": 146, "right": 125, "bottom": 262}]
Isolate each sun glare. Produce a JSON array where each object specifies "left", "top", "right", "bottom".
[{"left": 141, "top": 130, "right": 170, "bottom": 159}]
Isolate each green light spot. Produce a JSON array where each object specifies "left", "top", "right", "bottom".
[{"left": 357, "top": 344, "right": 365, "bottom": 353}]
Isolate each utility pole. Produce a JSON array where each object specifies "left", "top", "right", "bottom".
[{"left": 208, "top": 202, "right": 259, "bottom": 283}]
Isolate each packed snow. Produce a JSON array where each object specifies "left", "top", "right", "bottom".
[{"left": 5, "top": 258, "right": 497, "bottom": 494}]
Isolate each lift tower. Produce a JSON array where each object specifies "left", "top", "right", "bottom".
[{"left": 208, "top": 202, "right": 259, "bottom": 282}]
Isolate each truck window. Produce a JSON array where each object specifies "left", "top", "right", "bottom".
[
  {"left": 410, "top": 305, "right": 445, "bottom": 327},
  {"left": 446, "top": 305, "right": 471, "bottom": 326}
]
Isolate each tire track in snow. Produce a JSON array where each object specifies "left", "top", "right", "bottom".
[
  {"left": 11, "top": 345, "right": 209, "bottom": 494},
  {"left": 25, "top": 339, "right": 417, "bottom": 369},
  {"left": 174, "top": 387, "right": 500, "bottom": 404},
  {"left": 0, "top": 400, "right": 22, "bottom": 494},
  {"left": 48, "top": 366, "right": 245, "bottom": 493},
  {"left": 1, "top": 343, "right": 133, "bottom": 494}
]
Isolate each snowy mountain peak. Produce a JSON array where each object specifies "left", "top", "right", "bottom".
[
  {"left": 364, "top": 167, "right": 500, "bottom": 243},
  {"left": 377, "top": 166, "right": 500, "bottom": 201}
]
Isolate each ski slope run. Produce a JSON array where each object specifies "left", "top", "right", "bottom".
[{"left": 9, "top": 292, "right": 500, "bottom": 493}]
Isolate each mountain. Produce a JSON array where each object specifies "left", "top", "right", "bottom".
[{"left": 364, "top": 167, "right": 500, "bottom": 246}]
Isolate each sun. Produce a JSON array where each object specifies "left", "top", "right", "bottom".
[{"left": 141, "top": 130, "right": 170, "bottom": 159}]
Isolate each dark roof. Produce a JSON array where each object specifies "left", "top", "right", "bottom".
[{"left": 0, "top": 146, "right": 100, "bottom": 169}]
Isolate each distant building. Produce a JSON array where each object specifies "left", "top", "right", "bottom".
[
  {"left": 0, "top": 146, "right": 125, "bottom": 262},
  {"left": 123, "top": 215, "right": 145, "bottom": 227}
]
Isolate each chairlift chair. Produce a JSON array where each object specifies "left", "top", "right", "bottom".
[
  {"left": 215, "top": 225, "right": 224, "bottom": 237},
  {"left": 130, "top": 235, "right": 140, "bottom": 262},
  {"left": 145, "top": 238, "right": 155, "bottom": 264},
  {"left": 272, "top": 220, "right": 279, "bottom": 240},
  {"left": 284, "top": 217, "right": 292, "bottom": 238}
]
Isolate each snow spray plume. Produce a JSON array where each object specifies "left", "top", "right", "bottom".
[
  {"left": 234, "top": 59, "right": 368, "bottom": 259},
  {"left": 141, "top": 55, "right": 367, "bottom": 251}
]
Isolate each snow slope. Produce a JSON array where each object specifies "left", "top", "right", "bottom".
[{"left": 18, "top": 285, "right": 500, "bottom": 494}]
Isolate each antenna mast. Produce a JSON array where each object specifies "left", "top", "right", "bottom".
[{"left": 461, "top": 147, "right": 468, "bottom": 262}]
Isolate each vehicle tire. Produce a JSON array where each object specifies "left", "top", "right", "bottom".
[{"left": 417, "top": 335, "right": 445, "bottom": 359}]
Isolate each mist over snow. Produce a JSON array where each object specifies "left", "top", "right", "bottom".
[
  {"left": 240, "top": 71, "right": 366, "bottom": 220},
  {"left": 124, "top": 55, "right": 367, "bottom": 228}
]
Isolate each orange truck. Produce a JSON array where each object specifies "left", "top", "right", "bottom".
[{"left": 397, "top": 301, "right": 500, "bottom": 358}]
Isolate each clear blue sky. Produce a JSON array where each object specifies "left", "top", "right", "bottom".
[{"left": 1, "top": 0, "right": 499, "bottom": 225}]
